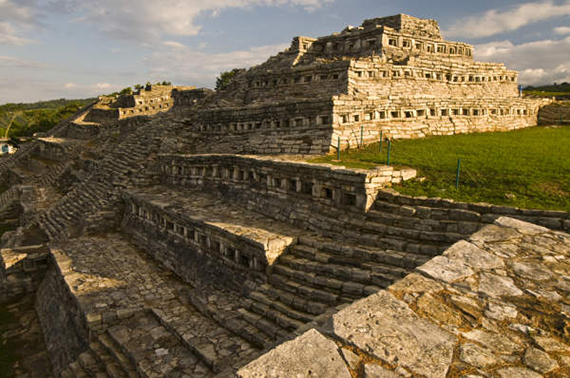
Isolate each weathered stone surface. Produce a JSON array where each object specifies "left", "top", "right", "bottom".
[
  {"left": 469, "top": 224, "right": 521, "bottom": 243},
  {"left": 325, "top": 291, "right": 456, "bottom": 378},
  {"left": 478, "top": 272, "right": 523, "bottom": 298},
  {"left": 237, "top": 329, "right": 351, "bottom": 378},
  {"left": 461, "top": 330, "right": 523, "bottom": 355},
  {"left": 364, "top": 364, "right": 402, "bottom": 377},
  {"left": 340, "top": 348, "right": 360, "bottom": 371},
  {"left": 523, "top": 347, "right": 559, "bottom": 373},
  {"left": 496, "top": 367, "right": 542, "bottom": 378},
  {"left": 495, "top": 216, "right": 550, "bottom": 234},
  {"left": 459, "top": 343, "right": 497, "bottom": 368}
]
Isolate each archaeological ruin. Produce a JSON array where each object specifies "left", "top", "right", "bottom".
[{"left": 1, "top": 13, "right": 569, "bottom": 378}]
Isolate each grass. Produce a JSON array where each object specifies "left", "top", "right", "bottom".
[
  {"left": 524, "top": 90, "right": 570, "bottom": 97},
  {"left": 309, "top": 126, "right": 570, "bottom": 211}
]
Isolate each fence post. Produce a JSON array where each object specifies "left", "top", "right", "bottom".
[
  {"left": 387, "top": 139, "right": 391, "bottom": 166},
  {"left": 337, "top": 137, "right": 341, "bottom": 160},
  {"left": 360, "top": 125, "right": 364, "bottom": 148},
  {"left": 379, "top": 131, "right": 383, "bottom": 153},
  {"left": 455, "top": 158, "right": 461, "bottom": 189}
]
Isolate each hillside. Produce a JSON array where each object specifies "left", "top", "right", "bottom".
[
  {"left": 524, "top": 82, "right": 570, "bottom": 97},
  {"left": 0, "top": 98, "right": 95, "bottom": 139}
]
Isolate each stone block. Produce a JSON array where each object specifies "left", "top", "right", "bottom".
[{"left": 237, "top": 329, "right": 351, "bottom": 378}]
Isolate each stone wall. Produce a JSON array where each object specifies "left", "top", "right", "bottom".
[
  {"left": 538, "top": 101, "right": 570, "bottom": 125},
  {"left": 0, "top": 244, "right": 49, "bottom": 301},
  {"left": 83, "top": 107, "right": 120, "bottom": 124},
  {"left": 158, "top": 154, "right": 415, "bottom": 212},
  {"left": 375, "top": 189, "right": 570, "bottom": 232},
  {"left": 122, "top": 189, "right": 296, "bottom": 279},
  {"left": 332, "top": 97, "right": 543, "bottom": 148},
  {"left": 35, "top": 263, "right": 90, "bottom": 376}
]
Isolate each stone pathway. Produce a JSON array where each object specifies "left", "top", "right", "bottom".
[{"left": 52, "top": 235, "right": 261, "bottom": 377}]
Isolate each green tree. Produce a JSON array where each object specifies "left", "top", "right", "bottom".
[{"left": 215, "top": 69, "right": 241, "bottom": 91}]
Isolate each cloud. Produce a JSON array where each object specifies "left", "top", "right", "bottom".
[
  {"left": 0, "top": 55, "right": 46, "bottom": 68},
  {"left": 49, "top": 0, "right": 333, "bottom": 43},
  {"left": 0, "top": 0, "right": 39, "bottom": 45},
  {"left": 475, "top": 36, "right": 570, "bottom": 85},
  {"left": 554, "top": 26, "right": 570, "bottom": 35},
  {"left": 444, "top": 1, "right": 570, "bottom": 38},
  {"left": 144, "top": 42, "right": 288, "bottom": 87}
]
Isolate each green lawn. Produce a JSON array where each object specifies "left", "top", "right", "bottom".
[{"left": 309, "top": 126, "right": 570, "bottom": 211}]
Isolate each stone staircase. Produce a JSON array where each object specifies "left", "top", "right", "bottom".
[
  {"left": 59, "top": 332, "right": 139, "bottom": 378},
  {"left": 239, "top": 233, "right": 433, "bottom": 346},
  {"left": 236, "top": 192, "right": 485, "bottom": 345},
  {"left": 36, "top": 122, "right": 164, "bottom": 240}
]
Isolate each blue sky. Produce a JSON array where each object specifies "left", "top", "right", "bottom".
[{"left": 1, "top": 0, "right": 570, "bottom": 103}]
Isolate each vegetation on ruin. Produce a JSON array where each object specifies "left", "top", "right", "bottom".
[
  {"left": 216, "top": 69, "right": 242, "bottom": 91},
  {"left": 0, "top": 98, "right": 94, "bottom": 139},
  {"left": 310, "top": 126, "right": 570, "bottom": 211}
]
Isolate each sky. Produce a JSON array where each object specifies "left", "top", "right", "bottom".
[{"left": 1, "top": 0, "right": 570, "bottom": 104}]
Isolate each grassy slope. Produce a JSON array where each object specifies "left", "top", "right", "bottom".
[
  {"left": 309, "top": 126, "right": 570, "bottom": 211},
  {"left": 0, "top": 98, "right": 94, "bottom": 139}
]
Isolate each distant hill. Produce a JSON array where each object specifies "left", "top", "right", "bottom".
[
  {"left": 524, "top": 83, "right": 570, "bottom": 98},
  {"left": 0, "top": 98, "right": 95, "bottom": 139}
]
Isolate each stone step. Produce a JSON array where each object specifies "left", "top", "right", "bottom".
[
  {"left": 267, "top": 274, "right": 341, "bottom": 305},
  {"left": 97, "top": 334, "right": 139, "bottom": 377},
  {"left": 295, "top": 239, "right": 432, "bottom": 269},
  {"left": 151, "top": 303, "right": 254, "bottom": 374},
  {"left": 237, "top": 308, "right": 288, "bottom": 342},
  {"left": 107, "top": 312, "right": 214, "bottom": 378},
  {"left": 89, "top": 342, "right": 131, "bottom": 378},
  {"left": 246, "top": 289, "right": 315, "bottom": 324},
  {"left": 77, "top": 351, "right": 109, "bottom": 378},
  {"left": 68, "top": 361, "right": 90, "bottom": 378},
  {"left": 253, "top": 282, "right": 329, "bottom": 316}
]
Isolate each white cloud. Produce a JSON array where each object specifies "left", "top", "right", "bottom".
[
  {"left": 444, "top": 1, "right": 570, "bottom": 38},
  {"left": 163, "top": 41, "right": 186, "bottom": 49},
  {"left": 144, "top": 42, "right": 288, "bottom": 87},
  {"left": 475, "top": 36, "right": 570, "bottom": 85},
  {"left": 50, "top": 0, "right": 332, "bottom": 43},
  {"left": 0, "top": 55, "right": 46, "bottom": 68},
  {"left": 0, "top": 0, "right": 38, "bottom": 45},
  {"left": 554, "top": 26, "right": 570, "bottom": 35}
]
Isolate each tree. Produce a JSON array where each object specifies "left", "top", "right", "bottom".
[
  {"left": 134, "top": 84, "right": 143, "bottom": 91},
  {"left": 215, "top": 69, "right": 241, "bottom": 91},
  {"left": 119, "top": 87, "right": 132, "bottom": 95}
]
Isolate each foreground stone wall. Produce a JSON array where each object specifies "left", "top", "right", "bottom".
[
  {"left": 35, "top": 264, "right": 90, "bottom": 376},
  {"left": 376, "top": 189, "right": 570, "bottom": 233},
  {"left": 538, "top": 101, "right": 570, "bottom": 125},
  {"left": 238, "top": 217, "right": 570, "bottom": 377}
]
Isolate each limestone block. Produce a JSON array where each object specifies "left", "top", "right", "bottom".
[
  {"left": 324, "top": 291, "right": 456, "bottom": 378},
  {"left": 237, "top": 329, "right": 351, "bottom": 378}
]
